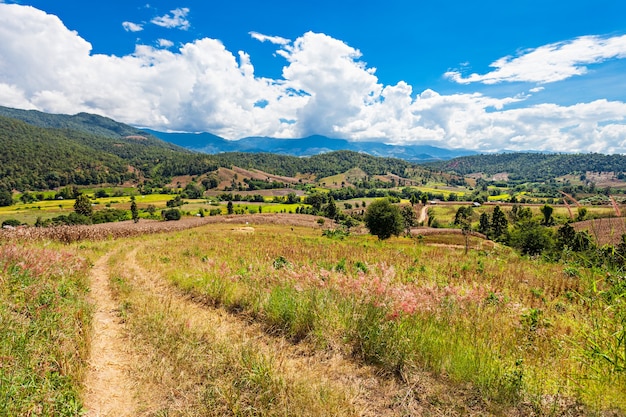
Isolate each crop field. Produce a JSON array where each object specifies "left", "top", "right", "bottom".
[{"left": 1, "top": 214, "right": 625, "bottom": 415}]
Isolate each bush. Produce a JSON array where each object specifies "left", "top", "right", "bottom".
[
  {"left": 162, "top": 208, "right": 182, "bottom": 221},
  {"left": 2, "top": 219, "right": 21, "bottom": 227}
]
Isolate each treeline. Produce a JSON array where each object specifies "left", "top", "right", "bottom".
[
  {"left": 433, "top": 153, "right": 626, "bottom": 181},
  {"left": 211, "top": 150, "right": 427, "bottom": 180}
]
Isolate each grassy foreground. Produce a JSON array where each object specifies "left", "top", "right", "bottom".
[
  {"left": 1, "top": 218, "right": 625, "bottom": 415},
  {"left": 131, "top": 223, "right": 625, "bottom": 414}
]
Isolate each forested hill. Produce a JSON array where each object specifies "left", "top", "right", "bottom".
[
  {"left": 0, "top": 115, "right": 220, "bottom": 191},
  {"left": 0, "top": 105, "right": 174, "bottom": 145},
  {"left": 432, "top": 152, "right": 626, "bottom": 181},
  {"left": 0, "top": 111, "right": 431, "bottom": 191},
  {"left": 212, "top": 150, "right": 425, "bottom": 179}
]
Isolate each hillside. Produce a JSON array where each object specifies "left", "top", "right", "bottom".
[
  {"left": 0, "top": 108, "right": 442, "bottom": 191},
  {"left": 432, "top": 152, "right": 626, "bottom": 182}
]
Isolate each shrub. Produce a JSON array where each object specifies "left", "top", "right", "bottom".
[
  {"left": 2, "top": 219, "right": 21, "bottom": 227},
  {"left": 162, "top": 208, "right": 181, "bottom": 221}
]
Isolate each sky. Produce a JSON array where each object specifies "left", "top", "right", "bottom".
[{"left": 1, "top": 1, "right": 626, "bottom": 153}]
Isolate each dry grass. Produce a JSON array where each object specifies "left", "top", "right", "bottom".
[{"left": 573, "top": 217, "right": 626, "bottom": 245}]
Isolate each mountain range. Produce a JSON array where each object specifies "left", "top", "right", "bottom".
[{"left": 143, "top": 129, "right": 477, "bottom": 161}]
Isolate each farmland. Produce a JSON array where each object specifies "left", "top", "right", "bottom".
[{"left": 1, "top": 214, "right": 625, "bottom": 416}]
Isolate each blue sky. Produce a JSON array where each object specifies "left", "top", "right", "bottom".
[{"left": 1, "top": 1, "right": 626, "bottom": 153}]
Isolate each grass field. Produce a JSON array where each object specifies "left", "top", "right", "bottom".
[{"left": 1, "top": 215, "right": 625, "bottom": 415}]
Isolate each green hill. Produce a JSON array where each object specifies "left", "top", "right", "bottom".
[{"left": 432, "top": 152, "right": 626, "bottom": 182}]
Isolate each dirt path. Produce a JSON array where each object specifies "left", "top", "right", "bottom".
[
  {"left": 82, "top": 253, "right": 138, "bottom": 417},
  {"left": 418, "top": 204, "right": 429, "bottom": 224}
]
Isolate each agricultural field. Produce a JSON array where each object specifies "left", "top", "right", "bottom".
[{"left": 1, "top": 214, "right": 625, "bottom": 415}]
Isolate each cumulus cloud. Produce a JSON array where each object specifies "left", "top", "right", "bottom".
[
  {"left": 249, "top": 31, "right": 290, "bottom": 45},
  {"left": 446, "top": 34, "right": 626, "bottom": 85},
  {"left": 0, "top": 3, "right": 625, "bottom": 154},
  {"left": 151, "top": 7, "right": 190, "bottom": 30},
  {"left": 122, "top": 21, "right": 143, "bottom": 32},
  {"left": 157, "top": 38, "right": 174, "bottom": 48}
]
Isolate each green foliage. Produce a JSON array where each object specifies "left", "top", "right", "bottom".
[
  {"left": 130, "top": 198, "right": 139, "bottom": 223},
  {"left": 1, "top": 219, "right": 21, "bottom": 227},
  {"left": 0, "top": 188, "right": 13, "bottom": 207},
  {"left": 364, "top": 199, "right": 404, "bottom": 240},
  {"left": 540, "top": 204, "right": 554, "bottom": 226},
  {"left": 162, "top": 208, "right": 181, "bottom": 221},
  {"left": 401, "top": 205, "right": 417, "bottom": 234},
  {"left": 478, "top": 212, "right": 490, "bottom": 235},
  {"left": 435, "top": 152, "right": 626, "bottom": 182},
  {"left": 73, "top": 194, "right": 93, "bottom": 217},
  {"left": 166, "top": 195, "right": 183, "bottom": 207},
  {"left": 491, "top": 206, "right": 509, "bottom": 242},
  {"left": 510, "top": 221, "right": 554, "bottom": 256}
]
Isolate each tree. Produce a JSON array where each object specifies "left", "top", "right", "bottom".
[
  {"left": 73, "top": 193, "right": 93, "bottom": 217},
  {"left": 576, "top": 207, "right": 587, "bottom": 222},
  {"left": 478, "top": 212, "right": 490, "bottom": 235},
  {"left": 0, "top": 188, "right": 13, "bottom": 207},
  {"left": 401, "top": 205, "right": 417, "bottom": 235},
  {"left": 490, "top": 205, "right": 508, "bottom": 241},
  {"left": 227, "top": 201, "right": 234, "bottom": 214},
  {"left": 130, "top": 196, "right": 139, "bottom": 223},
  {"left": 510, "top": 222, "right": 553, "bottom": 256},
  {"left": 323, "top": 197, "right": 338, "bottom": 220},
  {"left": 540, "top": 204, "right": 554, "bottom": 226},
  {"left": 364, "top": 199, "right": 404, "bottom": 240}
]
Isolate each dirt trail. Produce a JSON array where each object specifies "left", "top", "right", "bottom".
[
  {"left": 418, "top": 204, "right": 429, "bottom": 224},
  {"left": 82, "top": 253, "right": 138, "bottom": 417}
]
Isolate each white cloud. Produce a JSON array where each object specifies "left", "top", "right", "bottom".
[
  {"left": 446, "top": 34, "right": 626, "bottom": 85},
  {"left": 151, "top": 7, "right": 190, "bottom": 30},
  {"left": 0, "top": 3, "right": 625, "bottom": 154},
  {"left": 157, "top": 38, "right": 174, "bottom": 48},
  {"left": 122, "top": 21, "right": 143, "bottom": 32},
  {"left": 249, "top": 31, "right": 290, "bottom": 45}
]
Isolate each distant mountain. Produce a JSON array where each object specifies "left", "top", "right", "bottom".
[{"left": 143, "top": 130, "right": 476, "bottom": 162}]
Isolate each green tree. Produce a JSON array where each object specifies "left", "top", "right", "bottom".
[
  {"left": 323, "top": 197, "right": 338, "bottom": 220},
  {"left": 576, "top": 207, "right": 587, "bottom": 222},
  {"left": 540, "top": 204, "right": 554, "bottom": 226},
  {"left": 510, "top": 221, "right": 553, "bottom": 256},
  {"left": 490, "top": 205, "right": 509, "bottom": 241},
  {"left": 130, "top": 196, "right": 139, "bottom": 223},
  {"left": 227, "top": 201, "right": 234, "bottom": 215},
  {"left": 0, "top": 188, "right": 13, "bottom": 207},
  {"left": 478, "top": 212, "right": 490, "bottom": 235},
  {"left": 401, "top": 205, "right": 417, "bottom": 235},
  {"left": 364, "top": 199, "right": 404, "bottom": 240},
  {"left": 73, "top": 193, "right": 93, "bottom": 217}
]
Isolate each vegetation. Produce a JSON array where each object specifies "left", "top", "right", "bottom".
[
  {"left": 434, "top": 152, "right": 626, "bottom": 182},
  {"left": 0, "top": 243, "right": 91, "bottom": 415},
  {"left": 363, "top": 198, "right": 404, "bottom": 240}
]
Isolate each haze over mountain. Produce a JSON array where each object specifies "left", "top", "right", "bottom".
[{"left": 144, "top": 130, "right": 477, "bottom": 162}]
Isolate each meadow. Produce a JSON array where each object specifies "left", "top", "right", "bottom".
[{"left": 1, "top": 212, "right": 625, "bottom": 415}]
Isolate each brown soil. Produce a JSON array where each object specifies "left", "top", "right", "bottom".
[{"left": 82, "top": 253, "right": 138, "bottom": 416}]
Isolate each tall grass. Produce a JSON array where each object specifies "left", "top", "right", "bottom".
[
  {"left": 0, "top": 243, "right": 91, "bottom": 416},
  {"left": 105, "top": 247, "right": 356, "bottom": 416},
  {"left": 131, "top": 222, "right": 626, "bottom": 413}
]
